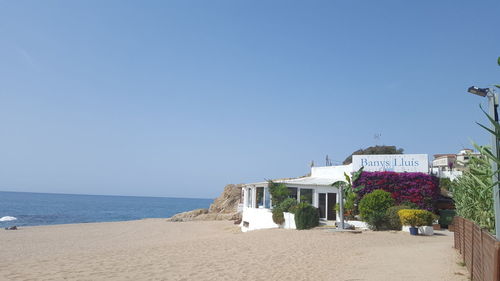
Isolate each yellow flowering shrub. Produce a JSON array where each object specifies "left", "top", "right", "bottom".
[{"left": 398, "top": 209, "right": 436, "bottom": 227}]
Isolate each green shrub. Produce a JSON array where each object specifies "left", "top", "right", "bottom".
[
  {"left": 451, "top": 152, "right": 495, "bottom": 233},
  {"left": 268, "top": 181, "right": 289, "bottom": 208},
  {"left": 279, "top": 198, "right": 298, "bottom": 213},
  {"left": 343, "top": 192, "right": 358, "bottom": 219},
  {"left": 439, "top": 178, "right": 453, "bottom": 191},
  {"left": 386, "top": 205, "right": 411, "bottom": 230},
  {"left": 399, "top": 201, "right": 419, "bottom": 209},
  {"left": 288, "top": 204, "right": 299, "bottom": 214},
  {"left": 295, "top": 203, "right": 320, "bottom": 230},
  {"left": 422, "top": 210, "right": 438, "bottom": 225},
  {"left": 398, "top": 209, "right": 437, "bottom": 227},
  {"left": 438, "top": 209, "right": 456, "bottom": 227},
  {"left": 364, "top": 212, "right": 389, "bottom": 231},
  {"left": 332, "top": 168, "right": 364, "bottom": 220},
  {"left": 272, "top": 207, "right": 285, "bottom": 225},
  {"left": 335, "top": 191, "right": 358, "bottom": 220},
  {"left": 358, "top": 190, "right": 395, "bottom": 230}
]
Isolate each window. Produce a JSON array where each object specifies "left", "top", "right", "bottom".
[
  {"left": 288, "top": 187, "right": 298, "bottom": 200},
  {"left": 264, "top": 188, "right": 270, "bottom": 208},
  {"left": 300, "top": 189, "right": 313, "bottom": 205},
  {"left": 247, "top": 188, "right": 252, "bottom": 208},
  {"left": 256, "top": 187, "right": 264, "bottom": 208}
]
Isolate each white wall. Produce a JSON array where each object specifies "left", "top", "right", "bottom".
[
  {"left": 283, "top": 212, "right": 296, "bottom": 230},
  {"left": 240, "top": 208, "right": 279, "bottom": 232},
  {"left": 431, "top": 169, "right": 462, "bottom": 181},
  {"left": 311, "top": 164, "right": 353, "bottom": 179},
  {"left": 240, "top": 208, "right": 297, "bottom": 232}
]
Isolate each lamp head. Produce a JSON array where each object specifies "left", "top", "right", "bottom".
[{"left": 468, "top": 86, "right": 488, "bottom": 97}]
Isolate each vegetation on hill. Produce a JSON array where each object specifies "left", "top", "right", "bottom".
[{"left": 343, "top": 145, "right": 404, "bottom": 165}]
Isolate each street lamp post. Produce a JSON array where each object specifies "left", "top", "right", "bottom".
[
  {"left": 468, "top": 86, "right": 500, "bottom": 240},
  {"left": 339, "top": 184, "right": 344, "bottom": 229}
]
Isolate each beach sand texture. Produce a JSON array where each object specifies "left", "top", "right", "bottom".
[{"left": 0, "top": 219, "right": 468, "bottom": 281}]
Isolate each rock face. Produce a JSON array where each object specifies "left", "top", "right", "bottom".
[
  {"left": 168, "top": 209, "right": 209, "bottom": 222},
  {"left": 168, "top": 184, "right": 243, "bottom": 222},
  {"left": 209, "top": 184, "right": 242, "bottom": 214}
]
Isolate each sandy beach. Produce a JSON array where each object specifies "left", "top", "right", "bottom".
[{"left": 0, "top": 219, "right": 467, "bottom": 281}]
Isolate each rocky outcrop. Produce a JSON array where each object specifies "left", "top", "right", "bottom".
[
  {"left": 209, "top": 184, "right": 242, "bottom": 214},
  {"left": 168, "top": 184, "right": 243, "bottom": 222},
  {"left": 168, "top": 209, "right": 209, "bottom": 222}
]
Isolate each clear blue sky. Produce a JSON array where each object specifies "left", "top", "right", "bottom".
[{"left": 1, "top": 1, "right": 499, "bottom": 198}]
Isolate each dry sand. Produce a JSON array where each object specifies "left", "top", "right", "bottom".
[{"left": 0, "top": 219, "right": 468, "bottom": 281}]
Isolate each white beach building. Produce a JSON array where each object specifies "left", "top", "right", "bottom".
[
  {"left": 240, "top": 164, "right": 352, "bottom": 232},
  {"left": 240, "top": 154, "right": 430, "bottom": 232}
]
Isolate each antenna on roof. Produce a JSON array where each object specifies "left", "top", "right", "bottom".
[{"left": 325, "top": 155, "right": 332, "bottom": 166}]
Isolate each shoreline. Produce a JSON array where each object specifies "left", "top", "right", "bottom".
[{"left": 2, "top": 217, "right": 171, "bottom": 229}]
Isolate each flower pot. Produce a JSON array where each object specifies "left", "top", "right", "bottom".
[
  {"left": 409, "top": 226, "right": 419, "bottom": 235},
  {"left": 418, "top": 226, "right": 434, "bottom": 236}
]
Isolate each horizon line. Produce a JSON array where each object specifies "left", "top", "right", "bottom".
[{"left": 0, "top": 190, "right": 214, "bottom": 201}]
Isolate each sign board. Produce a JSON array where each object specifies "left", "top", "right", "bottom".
[{"left": 352, "top": 154, "right": 429, "bottom": 173}]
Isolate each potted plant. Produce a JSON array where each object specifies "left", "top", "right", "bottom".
[{"left": 398, "top": 209, "right": 436, "bottom": 235}]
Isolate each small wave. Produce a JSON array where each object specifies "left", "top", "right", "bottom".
[{"left": 0, "top": 216, "right": 17, "bottom": 222}]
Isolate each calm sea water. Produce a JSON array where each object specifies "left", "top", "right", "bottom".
[{"left": 0, "top": 191, "right": 213, "bottom": 227}]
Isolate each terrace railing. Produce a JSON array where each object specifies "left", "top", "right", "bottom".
[{"left": 453, "top": 216, "right": 500, "bottom": 281}]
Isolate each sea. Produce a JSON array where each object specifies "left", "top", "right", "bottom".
[{"left": 0, "top": 191, "right": 213, "bottom": 228}]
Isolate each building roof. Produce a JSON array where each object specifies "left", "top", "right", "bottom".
[
  {"left": 433, "top": 154, "right": 457, "bottom": 159},
  {"left": 275, "top": 176, "right": 343, "bottom": 186},
  {"left": 243, "top": 164, "right": 353, "bottom": 187}
]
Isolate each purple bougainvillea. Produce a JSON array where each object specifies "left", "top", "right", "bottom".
[{"left": 353, "top": 171, "right": 440, "bottom": 211}]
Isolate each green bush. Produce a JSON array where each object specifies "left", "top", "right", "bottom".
[
  {"left": 399, "top": 201, "right": 419, "bottom": 209},
  {"left": 335, "top": 191, "right": 358, "bottom": 220},
  {"left": 424, "top": 211, "right": 438, "bottom": 225},
  {"left": 451, "top": 153, "right": 495, "bottom": 233},
  {"left": 268, "top": 181, "right": 289, "bottom": 208},
  {"left": 398, "top": 209, "right": 437, "bottom": 227},
  {"left": 332, "top": 168, "right": 364, "bottom": 220},
  {"left": 439, "top": 178, "right": 453, "bottom": 191},
  {"left": 272, "top": 207, "right": 285, "bottom": 225},
  {"left": 358, "top": 190, "right": 395, "bottom": 230},
  {"left": 386, "top": 205, "right": 411, "bottom": 230},
  {"left": 364, "top": 212, "right": 389, "bottom": 231},
  {"left": 288, "top": 204, "right": 299, "bottom": 214},
  {"left": 279, "top": 198, "right": 298, "bottom": 213},
  {"left": 343, "top": 192, "right": 358, "bottom": 219},
  {"left": 295, "top": 203, "right": 320, "bottom": 230}
]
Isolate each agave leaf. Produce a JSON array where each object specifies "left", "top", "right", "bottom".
[
  {"left": 475, "top": 145, "right": 500, "bottom": 165},
  {"left": 469, "top": 173, "right": 490, "bottom": 189},
  {"left": 477, "top": 122, "right": 498, "bottom": 137},
  {"left": 480, "top": 105, "right": 500, "bottom": 134}
]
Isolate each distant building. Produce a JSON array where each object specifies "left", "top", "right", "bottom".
[{"left": 431, "top": 149, "right": 481, "bottom": 180}]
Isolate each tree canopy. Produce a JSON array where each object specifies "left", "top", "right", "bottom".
[{"left": 342, "top": 145, "right": 404, "bottom": 165}]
